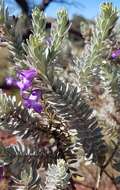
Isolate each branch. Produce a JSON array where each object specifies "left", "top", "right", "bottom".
[
  {"left": 39, "top": 0, "right": 54, "bottom": 11},
  {"left": 100, "top": 143, "right": 119, "bottom": 178},
  {"left": 38, "top": 0, "right": 84, "bottom": 11},
  {"left": 53, "top": 0, "right": 85, "bottom": 9},
  {"left": 15, "top": 0, "right": 29, "bottom": 15}
]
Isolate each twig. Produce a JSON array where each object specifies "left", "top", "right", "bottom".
[
  {"left": 103, "top": 143, "right": 118, "bottom": 169},
  {"left": 95, "top": 167, "right": 101, "bottom": 190},
  {"left": 100, "top": 143, "right": 119, "bottom": 177},
  {"left": 104, "top": 170, "right": 120, "bottom": 190}
]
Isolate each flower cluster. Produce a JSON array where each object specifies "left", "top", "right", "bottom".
[{"left": 6, "top": 69, "right": 42, "bottom": 113}]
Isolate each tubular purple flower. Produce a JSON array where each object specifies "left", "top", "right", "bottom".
[
  {"left": 16, "top": 68, "right": 37, "bottom": 91},
  {"left": 23, "top": 89, "right": 42, "bottom": 113},
  {"left": 16, "top": 78, "right": 32, "bottom": 91},
  {"left": 5, "top": 77, "right": 18, "bottom": 87},
  {"left": 29, "top": 89, "right": 42, "bottom": 101},
  {"left": 17, "top": 69, "right": 37, "bottom": 81},
  {"left": 24, "top": 99, "right": 42, "bottom": 113},
  {"left": 111, "top": 49, "right": 120, "bottom": 59},
  {"left": 32, "top": 102, "right": 42, "bottom": 113}
]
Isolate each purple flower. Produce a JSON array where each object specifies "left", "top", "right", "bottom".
[
  {"left": 0, "top": 166, "right": 4, "bottom": 181},
  {"left": 16, "top": 78, "right": 32, "bottom": 91},
  {"left": 23, "top": 89, "right": 42, "bottom": 113},
  {"left": 6, "top": 69, "right": 43, "bottom": 114},
  {"left": 111, "top": 49, "right": 120, "bottom": 59},
  {"left": 29, "top": 89, "right": 42, "bottom": 101},
  {"left": 17, "top": 69, "right": 37, "bottom": 81},
  {"left": 16, "top": 69, "right": 37, "bottom": 91},
  {"left": 5, "top": 77, "right": 17, "bottom": 87},
  {"left": 24, "top": 100, "right": 42, "bottom": 113}
]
